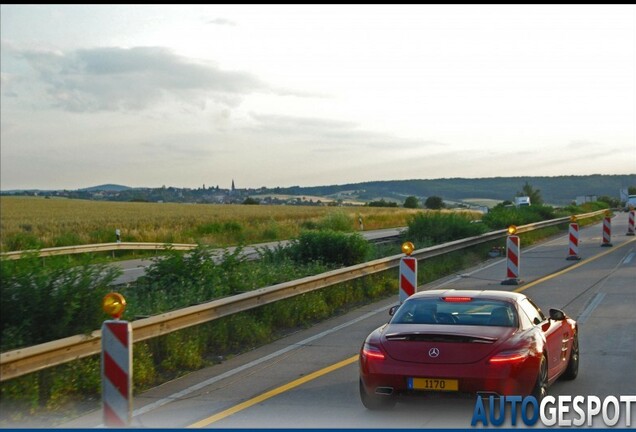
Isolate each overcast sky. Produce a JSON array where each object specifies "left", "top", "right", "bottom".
[{"left": 1, "top": 4, "right": 635, "bottom": 191}]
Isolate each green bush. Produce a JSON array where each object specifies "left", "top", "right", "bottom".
[
  {"left": 481, "top": 205, "right": 556, "bottom": 230},
  {"left": 0, "top": 255, "right": 121, "bottom": 351},
  {"left": 286, "top": 230, "right": 372, "bottom": 267},
  {"left": 0, "top": 355, "right": 103, "bottom": 416},
  {"left": 195, "top": 222, "right": 224, "bottom": 235},
  {"left": 88, "top": 228, "right": 118, "bottom": 244},
  {"left": 52, "top": 232, "right": 83, "bottom": 248},
  {"left": 405, "top": 212, "right": 487, "bottom": 246},
  {"left": 260, "top": 219, "right": 281, "bottom": 241},
  {"left": 317, "top": 210, "right": 353, "bottom": 231},
  {"left": 133, "top": 342, "right": 157, "bottom": 389},
  {"left": 367, "top": 199, "right": 398, "bottom": 208},
  {"left": 122, "top": 244, "right": 337, "bottom": 320},
  {"left": 160, "top": 333, "right": 207, "bottom": 373},
  {"left": 2, "top": 232, "right": 43, "bottom": 251},
  {"left": 563, "top": 201, "right": 609, "bottom": 215},
  {"left": 300, "top": 220, "right": 319, "bottom": 230},
  {"left": 127, "top": 246, "right": 243, "bottom": 316}
]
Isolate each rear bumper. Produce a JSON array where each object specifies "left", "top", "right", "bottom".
[{"left": 360, "top": 354, "right": 540, "bottom": 397}]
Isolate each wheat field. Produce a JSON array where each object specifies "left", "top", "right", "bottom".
[{"left": 0, "top": 196, "right": 424, "bottom": 252}]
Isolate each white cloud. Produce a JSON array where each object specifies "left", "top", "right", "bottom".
[
  {"left": 12, "top": 46, "right": 270, "bottom": 112},
  {"left": 0, "top": 4, "right": 634, "bottom": 190},
  {"left": 207, "top": 18, "right": 236, "bottom": 26}
]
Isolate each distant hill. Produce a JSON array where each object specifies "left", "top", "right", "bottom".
[
  {"left": 269, "top": 175, "right": 636, "bottom": 206},
  {"left": 3, "top": 175, "right": 634, "bottom": 206},
  {"left": 78, "top": 184, "right": 132, "bottom": 192}
]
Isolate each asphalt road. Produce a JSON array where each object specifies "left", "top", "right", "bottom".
[{"left": 58, "top": 213, "right": 635, "bottom": 429}]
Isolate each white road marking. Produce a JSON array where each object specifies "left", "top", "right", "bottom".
[
  {"left": 128, "top": 304, "right": 389, "bottom": 419},
  {"left": 577, "top": 292, "right": 607, "bottom": 324}
]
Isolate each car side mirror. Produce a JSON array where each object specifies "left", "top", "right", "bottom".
[
  {"left": 389, "top": 305, "right": 398, "bottom": 316},
  {"left": 549, "top": 308, "right": 565, "bottom": 321}
]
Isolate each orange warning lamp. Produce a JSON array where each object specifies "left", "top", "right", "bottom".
[
  {"left": 507, "top": 225, "right": 517, "bottom": 235},
  {"left": 103, "top": 292, "right": 126, "bottom": 319},
  {"left": 401, "top": 241, "right": 415, "bottom": 256},
  {"left": 570, "top": 215, "right": 577, "bottom": 223}
]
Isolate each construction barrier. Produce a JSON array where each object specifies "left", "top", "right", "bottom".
[
  {"left": 601, "top": 216, "right": 613, "bottom": 247},
  {"left": 399, "top": 256, "right": 417, "bottom": 303},
  {"left": 567, "top": 222, "right": 581, "bottom": 260},
  {"left": 101, "top": 319, "right": 132, "bottom": 427},
  {"left": 102, "top": 292, "right": 133, "bottom": 427},
  {"left": 501, "top": 235, "right": 521, "bottom": 285},
  {"left": 627, "top": 211, "right": 635, "bottom": 236}
]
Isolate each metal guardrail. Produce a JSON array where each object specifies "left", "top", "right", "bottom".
[
  {"left": 1, "top": 231, "right": 404, "bottom": 261},
  {"left": 0, "top": 242, "right": 198, "bottom": 260},
  {"left": 0, "top": 210, "right": 605, "bottom": 381}
]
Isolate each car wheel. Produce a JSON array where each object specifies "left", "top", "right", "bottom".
[
  {"left": 532, "top": 355, "right": 548, "bottom": 401},
  {"left": 359, "top": 379, "right": 396, "bottom": 410},
  {"left": 561, "top": 333, "right": 579, "bottom": 380}
]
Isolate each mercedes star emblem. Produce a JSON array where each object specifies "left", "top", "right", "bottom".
[{"left": 428, "top": 347, "right": 440, "bottom": 358}]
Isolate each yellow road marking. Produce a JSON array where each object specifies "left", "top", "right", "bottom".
[
  {"left": 188, "top": 355, "right": 359, "bottom": 428},
  {"left": 513, "top": 238, "right": 635, "bottom": 293},
  {"left": 188, "top": 238, "right": 635, "bottom": 428}
]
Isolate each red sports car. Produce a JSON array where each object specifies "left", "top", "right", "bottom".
[{"left": 359, "top": 289, "right": 579, "bottom": 410}]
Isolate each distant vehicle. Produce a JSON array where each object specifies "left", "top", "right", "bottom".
[
  {"left": 625, "top": 195, "right": 636, "bottom": 212},
  {"left": 515, "top": 196, "right": 531, "bottom": 207},
  {"left": 358, "top": 290, "right": 579, "bottom": 410}
]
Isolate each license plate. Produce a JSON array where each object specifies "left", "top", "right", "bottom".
[{"left": 408, "top": 377, "right": 458, "bottom": 391}]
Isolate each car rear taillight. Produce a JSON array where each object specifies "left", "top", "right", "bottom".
[
  {"left": 488, "top": 349, "right": 529, "bottom": 364},
  {"left": 362, "top": 343, "right": 385, "bottom": 360},
  {"left": 442, "top": 297, "right": 473, "bottom": 302}
]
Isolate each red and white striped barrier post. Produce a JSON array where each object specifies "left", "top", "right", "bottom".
[
  {"left": 101, "top": 293, "right": 132, "bottom": 427},
  {"left": 601, "top": 211, "right": 613, "bottom": 247},
  {"left": 626, "top": 210, "right": 635, "bottom": 236},
  {"left": 399, "top": 242, "right": 417, "bottom": 304},
  {"left": 567, "top": 217, "right": 581, "bottom": 261},
  {"left": 502, "top": 225, "right": 521, "bottom": 285}
]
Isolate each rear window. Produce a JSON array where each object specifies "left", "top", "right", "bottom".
[{"left": 390, "top": 297, "right": 518, "bottom": 327}]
